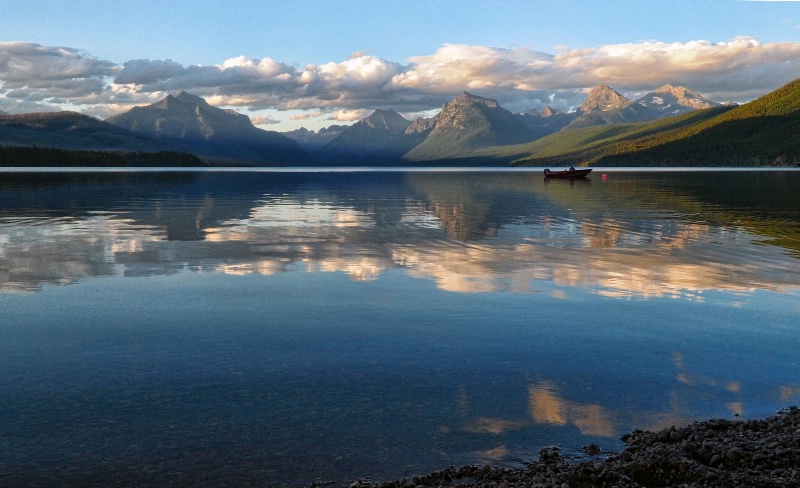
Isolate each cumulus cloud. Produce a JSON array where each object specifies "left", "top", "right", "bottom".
[
  {"left": 391, "top": 39, "right": 800, "bottom": 110},
  {"left": 290, "top": 111, "right": 325, "bottom": 120},
  {"left": 114, "top": 58, "right": 185, "bottom": 84},
  {"left": 110, "top": 51, "right": 406, "bottom": 111},
  {"left": 551, "top": 37, "right": 800, "bottom": 96},
  {"left": 250, "top": 115, "right": 280, "bottom": 126},
  {"left": 393, "top": 44, "right": 555, "bottom": 92},
  {"left": 3, "top": 38, "right": 800, "bottom": 122},
  {"left": 0, "top": 42, "right": 117, "bottom": 104},
  {"left": 326, "top": 109, "right": 371, "bottom": 121},
  {"left": 110, "top": 39, "right": 800, "bottom": 115}
]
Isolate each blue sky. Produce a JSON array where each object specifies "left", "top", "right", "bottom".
[{"left": 2, "top": 0, "right": 800, "bottom": 130}]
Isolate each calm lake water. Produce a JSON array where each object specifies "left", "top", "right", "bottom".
[{"left": 1, "top": 168, "right": 799, "bottom": 487}]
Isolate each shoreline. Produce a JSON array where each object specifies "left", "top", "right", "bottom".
[{"left": 333, "top": 406, "right": 800, "bottom": 488}]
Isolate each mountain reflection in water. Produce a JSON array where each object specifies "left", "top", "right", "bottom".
[
  {"left": 1, "top": 170, "right": 799, "bottom": 297},
  {"left": 1, "top": 169, "right": 800, "bottom": 486}
]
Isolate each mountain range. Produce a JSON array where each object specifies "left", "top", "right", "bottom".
[
  {"left": 0, "top": 92, "right": 309, "bottom": 166},
  {"left": 283, "top": 125, "right": 348, "bottom": 152},
  {"left": 508, "top": 77, "right": 800, "bottom": 167},
  {"left": 2, "top": 79, "right": 798, "bottom": 167},
  {"left": 283, "top": 84, "right": 720, "bottom": 165},
  {"left": 564, "top": 84, "right": 719, "bottom": 129}
]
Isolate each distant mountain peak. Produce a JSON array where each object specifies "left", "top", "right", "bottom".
[
  {"left": 539, "top": 106, "right": 561, "bottom": 117},
  {"left": 402, "top": 91, "right": 539, "bottom": 161},
  {"left": 654, "top": 84, "right": 703, "bottom": 99},
  {"left": 454, "top": 91, "right": 499, "bottom": 108},
  {"left": 282, "top": 124, "right": 348, "bottom": 153},
  {"left": 316, "top": 109, "right": 411, "bottom": 162},
  {"left": 638, "top": 84, "right": 718, "bottom": 111},
  {"left": 579, "top": 85, "right": 631, "bottom": 113},
  {"left": 174, "top": 91, "right": 209, "bottom": 105},
  {"left": 360, "top": 109, "right": 410, "bottom": 132},
  {"left": 106, "top": 92, "right": 307, "bottom": 165},
  {"left": 429, "top": 92, "right": 507, "bottom": 134}
]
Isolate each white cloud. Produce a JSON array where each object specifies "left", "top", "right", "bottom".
[
  {"left": 391, "top": 39, "right": 800, "bottom": 108},
  {"left": 108, "top": 51, "right": 406, "bottom": 112},
  {"left": 317, "top": 53, "right": 401, "bottom": 88},
  {"left": 393, "top": 44, "right": 555, "bottom": 93},
  {"left": 0, "top": 42, "right": 118, "bottom": 109},
  {"left": 326, "top": 109, "right": 370, "bottom": 121},
  {"left": 3, "top": 38, "right": 800, "bottom": 123},
  {"left": 289, "top": 111, "right": 325, "bottom": 121},
  {"left": 250, "top": 115, "right": 280, "bottom": 126},
  {"left": 114, "top": 58, "right": 184, "bottom": 85}
]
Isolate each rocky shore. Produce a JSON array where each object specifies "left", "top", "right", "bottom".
[{"left": 334, "top": 406, "right": 800, "bottom": 488}]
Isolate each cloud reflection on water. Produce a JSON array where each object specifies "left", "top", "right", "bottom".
[
  {"left": 457, "top": 368, "right": 798, "bottom": 466},
  {"left": 2, "top": 171, "right": 800, "bottom": 485},
  {"left": 1, "top": 171, "right": 799, "bottom": 299},
  {"left": 527, "top": 381, "right": 616, "bottom": 438}
]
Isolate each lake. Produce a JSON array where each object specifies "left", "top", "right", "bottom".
[{"left": 1, "top": 168, "right": 799, "bottom": 487}]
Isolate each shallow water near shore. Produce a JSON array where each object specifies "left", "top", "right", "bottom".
[{"left": 1, "top": 168, "right": 799, "bottom": 486}]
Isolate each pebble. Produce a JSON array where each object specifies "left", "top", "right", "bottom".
[{"left": 336, "top": 406, "right": 800, "bottom": 487}]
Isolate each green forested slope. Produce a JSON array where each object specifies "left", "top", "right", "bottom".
[{"left": 513, "top": 78, "right": 800, "bottom": 167}]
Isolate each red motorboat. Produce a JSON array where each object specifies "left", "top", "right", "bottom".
[{"left": 543, "top": 167, "right": 593, "bottom": 179}]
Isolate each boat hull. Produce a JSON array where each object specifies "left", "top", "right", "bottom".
[{"left": 544, "top": 168, "right": 593, "bottom": 179}]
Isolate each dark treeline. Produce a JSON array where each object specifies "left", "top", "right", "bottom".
[
  {"left": 0, "top": 146, "right": 206, "bottom": 167},
  {"left": 596, "top": 113, "right": 800, "bottom": 166}
]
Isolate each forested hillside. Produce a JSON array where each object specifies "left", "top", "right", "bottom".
[
  {"left": 513, "top": 78, "right": 800, "bottom": 167},
  {"left": 0, "top": 146, "right": 205, "bottom": 167}
]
